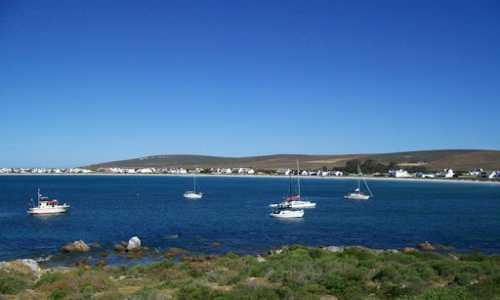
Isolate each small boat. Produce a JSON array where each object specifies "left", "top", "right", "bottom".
[
  {"left": 28, "top": 189, "right": 70, "bottom": 215},
  {"left": 345, "top": 165, "right": 373, "bottom": 200},
  {"left": 269, "top": 160, "right": 316, "bottom": 208},
  {"left": 344, "top": 188, "right": 370, "bottom": 200},
  {"left": 270, "top": 209, "right": 304, "bottom": 218},
  {"left": 183, "top": 175, "right": 203, "bottom": 199}
]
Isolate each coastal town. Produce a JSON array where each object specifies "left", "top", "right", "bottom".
[{"left": 1, "top": 165, "right": 499, "bottom": 181}]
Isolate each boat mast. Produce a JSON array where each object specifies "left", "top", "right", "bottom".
[
  {"left": 193, "top": 176, "right": 196, "bottom": 193},
  {"left": 296, "top": 160, "right": 301, "bottom": 197},
  {"left": 37, "top": 188, "right": 41, "bottom": 205},
  {"left": 357, "top": 164, "right": 361, "bottom": 191},
  {"left": 288, "top": 172, "right": 292, "bottom": 197}
]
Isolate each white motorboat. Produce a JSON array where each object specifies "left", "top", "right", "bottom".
[
  {"left": 184, "top": 175, "right": 203, "bottom": 199},
  {"left": 345, "top": 165, "right": 373, "bottom": 201},
  {"left": 28, "top": 189, "right": 70, "bottom": 215},
  {"left": 270, "top": 209, "right": 304, "bottom": 218}
]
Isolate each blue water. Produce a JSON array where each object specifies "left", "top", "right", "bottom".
[{"left": 1, "top": 175, "right": 500, "bottom": 264}]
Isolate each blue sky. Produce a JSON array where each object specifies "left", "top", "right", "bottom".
[{"left": 1, "top": 0, "right": 499, "bottom": 167}]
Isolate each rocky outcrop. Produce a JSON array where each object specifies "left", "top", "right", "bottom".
[
  {"left": 0, "top": 259, "right": 42, "bottom": 278},
  {"left": 114, "top": 241, "right": 128, "bottom": 253},
  {"left": 401, "top": 247, "right": 417, "bottom": 253},
  {"left": 323, "top": 246, "right": 344, "bottom": 253},
  {"left": 164, "top": 247, "right": 188, "bottom": 258},
  {"left": 416, "top": 242, "right": 435, "bottom": 251},
  {"left": 127, "top": 236, "right": 141, "bottom": 251},
  {"left": 61, "top": 240, "right": 90, "bottom": 253}
]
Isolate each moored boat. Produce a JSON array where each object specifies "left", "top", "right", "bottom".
[
  {"left": 345, "top": 165, "right": 373, "bottom": 201},
  {"left": 184, "top": 175, "right": 203, "bottom": 199},
  {"left": 270, "top": 209, "right": 304, "bottom": 218},
  {"left": 28, "top": 189, "right": 70, "bottom": 215}
]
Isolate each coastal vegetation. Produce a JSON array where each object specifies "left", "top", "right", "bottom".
[{"left": 2, "top": 246, "right": 500, "bottom": 299}]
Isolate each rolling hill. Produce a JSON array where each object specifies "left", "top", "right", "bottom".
[{"left": 85, "top": 150, "right": 500, "bottom": 171}]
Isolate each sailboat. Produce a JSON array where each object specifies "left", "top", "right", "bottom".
[
  {"left": 270, "top": 161, "right": 316, "bottom": 209},
  {"left": 183, "top": 175, "right": 203, "bottom": 199},
  {"left": 345, "top": 165, "right": 373, "bottom": 200}
]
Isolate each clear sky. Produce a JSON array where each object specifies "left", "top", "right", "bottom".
[{"left": 1, "top": 0, "right": 499, "bottom": 167}]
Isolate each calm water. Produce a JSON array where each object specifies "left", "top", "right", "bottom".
[{"left": 1, "top": 175, "right": 500, "bottom": 264}]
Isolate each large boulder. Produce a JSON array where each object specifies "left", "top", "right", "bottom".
[
  {"left": 401, "top": 247, "right": 417, "bottom": 254},
  {"left": 61, "top": 240, "right": 90, "bottom": 253},
  {"left": 0, "top": 259, "right": 42, "bottom": 278},
  {"left": 324, "top": 246, "right": 344, "bottom": 253},
  {"left": 416, "top": 241, "right": 435, "bottom": 251},
  {"left": 127, "top": 236, "right": 141, "bottom": 251}
]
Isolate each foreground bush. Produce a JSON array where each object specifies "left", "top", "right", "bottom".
[{"left": 1, "top": 246, "right": 500, "bottom": 299}]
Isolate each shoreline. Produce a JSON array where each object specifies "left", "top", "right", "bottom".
[
  {"left": 2, "top": 172, "right": 500, "bottom": 185},
  {"left": 2, "top": 244, "right": 500, "bottom": 299}
]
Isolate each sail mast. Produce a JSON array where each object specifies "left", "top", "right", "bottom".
[
  {"left": 296, "top": 160, "right": 301, "bottom": 197},
  {"left": 193, "top": 176, "right": 196, "bottom": 193}
]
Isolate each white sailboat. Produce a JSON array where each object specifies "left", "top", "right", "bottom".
[
  {"left": 269, "top": 160, "right": 316, "bottom": 209},
  {"left": 28, "top": 188, "right": 70, "bottom": 215},
  {"left": 183, "top": 175, "right": 203, "bottom": 199},
  {"left": 345, "top": 165, "right": 373, "bottom": 200}
]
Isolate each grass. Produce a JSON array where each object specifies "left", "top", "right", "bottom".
[{"left": 1, "top": 246, "right": 500, "bottom": 299}]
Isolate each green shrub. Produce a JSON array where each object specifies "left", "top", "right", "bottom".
[
  {"left": 0, "top": 274, "right": 28, "bottom": 295},
  {"left": 35, "top": 272, "right": 65, "bottom": 288}
]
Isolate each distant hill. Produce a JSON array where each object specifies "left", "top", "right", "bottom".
[{"left": 85, "top": 150, "right": 500, "bottom": 171}]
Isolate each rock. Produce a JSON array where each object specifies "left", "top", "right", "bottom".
[
  {"left": 96, "top": 259, "right": 107, "bottom": 268},
  {"left": 114, "top": 241, "right": 128, "bottom": 252},
  {"left": 257, "top": 255, "right": 266, "bottom": 263},
  {"left": 0, "top": 259, "right": 42, "bottom": 278},
  {"left": 324, "top": 246, "right": 344, "bottom": 253},
  {"left": 210, "top": 242, "right": 222, "bottom": 248},
  {"left": 164, "top": 247, "right": 188, "bottom": 258},
  {"left": 61, "top": 240, "right": 90, "bottom": 253},
  {"left": 416, "top": 242, "right": 435, "bottom": 251},
  {"left": 127, "top": 236, "right": 141, "bottom": 251},
  {"left": 401, "top": 247, "right": 417, "bottom": 254},
  {"left": 74, "top": 258, "right": 91, "bottom": 269}
]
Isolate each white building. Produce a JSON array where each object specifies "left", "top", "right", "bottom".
[
  {"left": 332, "top": 171, "right": 343, "bottom": 176},
  {"left": 320, "top": 171, "right": 330, "bottom": 177},
  {"left": 138, "top": 168, "right": 154, "bottom": 174},
  {"left": 489, "top": 171, "right": 500, "bottom": 179},
  {"left": 0, "top": 168, "right": 12, "bottom": 174},
  {"left": 444, "top": 169, "right": 455, "bottom": 178},
  {"left": 390, "top": 169, "right": 412, "bottom": 178}
]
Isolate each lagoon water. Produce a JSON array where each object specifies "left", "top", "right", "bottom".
[{"left": 1, "top": 175, "right": 500, "bottom": 264}]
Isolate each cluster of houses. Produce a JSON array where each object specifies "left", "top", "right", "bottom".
[
  {"left": 95, "top": 167, "right": 257, "bottom": 175},
  {"left": 0, "top": 168, "right": 94, "bottom": 174},
  {"left": 1, "top": 166, "right": 499, "bottom": 181},
  {"left": 387, "top": 168, "right": 500, "bottom": 180}
]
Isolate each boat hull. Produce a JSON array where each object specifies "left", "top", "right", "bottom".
[
  {"left": 270, "top": 210, "right": 304, "bottom": 218},
  {"left": 184, "top": 192, "right": 203, "bottom": 199},
  {"left": 344, "top": 193, "right": 370, "bottom": 200},
  {"left": 28, "top": 206, "right": 70, "bottom": 215}
]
